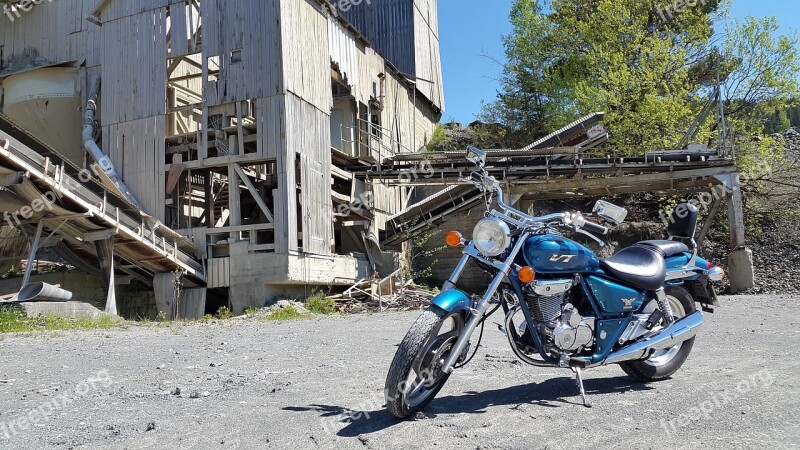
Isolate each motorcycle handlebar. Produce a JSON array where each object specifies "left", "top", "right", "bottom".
[
  {"left": 581, "top": 220, "right": 609, "bottom": 236},
  {"left": 470, "top": 171, "right": 608, "bottom": 236},
  {"left": 470, "top": 171, "right": 565, "bottom": 224}
]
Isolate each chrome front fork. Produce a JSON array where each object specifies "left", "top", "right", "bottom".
[{"left": 440, "top": 235, "right": 529, "bottom": 374}]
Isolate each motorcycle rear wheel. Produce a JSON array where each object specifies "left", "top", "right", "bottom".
[
  {"left": 620, "top": 284, "right": 697, "bottom": 381},
  {"left": 385, "top": 306, "right": 465, "bottom": 419}
]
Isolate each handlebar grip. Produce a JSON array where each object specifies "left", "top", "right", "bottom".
[
  {"left": 582, "top": 221, "right": 608, "bottom": 236},
  {"left": 470, "top": 172, "right": 483, "bottom": 183}
]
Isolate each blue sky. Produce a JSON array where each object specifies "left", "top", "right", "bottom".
[{"left": 438, "top": 0, "right": 800, "bottom": 124}]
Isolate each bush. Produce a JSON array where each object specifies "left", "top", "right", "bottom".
[
  {"left": 244, "top": 307, "right": 262, "bottom": 316},
  {"left": 215, "top": 307, "right": 233, "bottom": 320},
  {"left": 305, "top": 292, "right": 337, "bottom": 315},
  {"left": 0, "top": 307, "right": 31, "bottom": 333},
  {"left": 0, "top": 307, "right": 122, "bottom": 333},
  {"left": 267, "top": 306, "right": 304, "bottom": 321}
]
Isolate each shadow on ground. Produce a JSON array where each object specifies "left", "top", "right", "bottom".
[{"left": 284, "top": 376, "right": 654, "bottom": 437}]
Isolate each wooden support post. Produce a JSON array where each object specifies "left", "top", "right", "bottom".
[
  {"left": 200, "top": 53, "right": 209, "bottom": 160},
  {"left": 228, "top": 164, "right": 242, "bottom": 241},
  {"left": 20, "top": 221, "right": 44, "bottom": 289},
  {"left": 696, "top": 197, "right": 722, "bottom": 248},
  {"left": 236, "top": 101, "right": 245, "bottom": 156},
  {"left": 233, "top": 163, "right": 274, "bottom": 222},
  {"left": 720, "top": 173, "right": 746, "bottom": 248},
  {"left": 715, "top": 172, "right": 754, "bottom": 292},
  {"left": 204, "top": 170, "right": 215, "bottom": 226}
]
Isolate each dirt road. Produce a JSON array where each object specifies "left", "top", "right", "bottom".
[{"left": 0, "top": 294, "right": 797, "bottom": 449}]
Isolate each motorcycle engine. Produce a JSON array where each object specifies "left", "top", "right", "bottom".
[
  {"left": 544, "top": 304, "right": 595, "bottom": 352},
  {"left": 525, "top": 287, "right": 595, "bottom": 353}
]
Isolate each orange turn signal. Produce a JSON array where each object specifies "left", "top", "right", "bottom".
[
  {"left": 445, "top": 231, "right": 463, "bottom": 247},
  {"left": 518, "top": 266, "right": 536, "bottom": 284}
]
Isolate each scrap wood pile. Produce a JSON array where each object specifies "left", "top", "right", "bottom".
[{"left": 328, "top": 270, "right": 438, "bottom": 313}]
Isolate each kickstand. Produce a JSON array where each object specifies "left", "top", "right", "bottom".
[{"left": 571, "top": 367, "right": 592, "bottom": 408}]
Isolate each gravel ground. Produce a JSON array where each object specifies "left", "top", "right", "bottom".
[{"left": 0, "top": 294, "right": 798, "bottom": 449}]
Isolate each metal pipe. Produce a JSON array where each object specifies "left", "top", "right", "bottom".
[
  {"left": 82, "top": 74, "right": 144, "bottom": 211},
  {"left": 602, "top": 311, "right": 704, "bottom": 365},
  {"left": 16, "top": 282, "right": 73, "bottom": 302},
  {"left": 503, "top": 306, "right": 553, "bottom": 367}
]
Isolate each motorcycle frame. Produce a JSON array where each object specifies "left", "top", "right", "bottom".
[{"left": 438, "top": 215, "right": 721, "bottom": 374}]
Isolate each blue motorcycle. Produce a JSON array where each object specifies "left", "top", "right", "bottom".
[{"left": 385, "top": 147, "right": 724, "bottom": 418}]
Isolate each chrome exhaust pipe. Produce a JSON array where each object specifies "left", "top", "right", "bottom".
[{"left": 603, "top": 311, "right": 704, "bottom": 365}]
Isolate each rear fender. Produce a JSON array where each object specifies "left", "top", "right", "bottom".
[
  {"left": 684, "top": 278, "right": 720, "bottom": 311},
  {"left": 431, "top": 289, "right": 473, "bottom": 315}
]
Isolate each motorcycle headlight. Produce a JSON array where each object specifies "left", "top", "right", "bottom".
[{"left": 472, "top": 217, "right": 511, "bottom": 257}]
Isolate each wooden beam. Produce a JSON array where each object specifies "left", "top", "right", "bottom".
[
  {"left": 167, "top": 153, "right": 272, "bottom": 171},
  {"left": 331, "top": 165, "right": 353, "bottom": 181},
  {"left": 166, "top": 164, "right": 186, "bottom": 194},
  {"left": 235, "top": 102, "right": 245, "bottom": 156},
  {"left": 227, "top": 164, "right": 241, "bottom": 238},
  {"left": 521, "top": 179, "right": 714, "bottom": 201},
  {"left": 509, "top": 166, "right": 733, "bottom": 195},
  {"left": 82, "top": 229, "right": 117, "bottom": 242},
  {"left": 697, "top": 198, "right": 722, "bottom": 248},
  {"left": 205, "top": 223, "right": 275, "bottom": 235},
  {"left": 233, "top": 164, "right": 274, "bottom": 222}
]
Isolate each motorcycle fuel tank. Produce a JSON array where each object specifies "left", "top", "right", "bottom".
[{"left": 523, "top": 234, "right": 600, "bottom": 274}]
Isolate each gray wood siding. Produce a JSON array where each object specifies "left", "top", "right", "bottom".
[
  {"left": 0, "top": 0, "right": 89, "bottom": 75},
  {"left": 339, "top": 0, "right": 443, "bottom": 110},
  {"left": 285, "top": 93, "right": 333, "bottom": 255},
  {"left": 98, "top": 0, "right": 171, "bottom": 22},
  {"left": 200, "top": 0, "right": 284, "bottom": 105},
  {"left": 100, "top": 8, "right": 169, "bottom": 125},
  {"left": 280, "top": 0, "right": 331, "bottom": 113},
  {"left": 103, "top": 117, "right": 167, "bottom": 219},
  {"left": 413, "top": 0, "right": 444, "bottom": 110}
]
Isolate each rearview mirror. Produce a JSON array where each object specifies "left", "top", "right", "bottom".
[
  {"left": 593, "top": 200, "right": 628, "bottom": 225},
  {"left": 466, "top": 146, "right": 486, "bottom": 167}
]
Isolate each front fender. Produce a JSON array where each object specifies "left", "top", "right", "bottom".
[{"left": 431, "top": 288, "right": 472, "bottom": 314}]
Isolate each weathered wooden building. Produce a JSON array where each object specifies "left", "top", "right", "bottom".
[{"left": 0, "top": 0, "right": 443, "bottom": 315}]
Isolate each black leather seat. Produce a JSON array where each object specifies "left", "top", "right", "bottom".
[
  {"left": 637, "top": 240, "right": 689, "bottom": 258},
  {"left": 600, "top": 246, "right": 667, "bottom": 291}
]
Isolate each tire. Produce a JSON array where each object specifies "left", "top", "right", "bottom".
[
  {"left": 620, "top": 284, "right": 697, "bottom": 382},
  {"left": 385, "top": 306, "right": 465, "bottom": 419}
]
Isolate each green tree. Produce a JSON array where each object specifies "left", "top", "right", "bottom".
[
  {"left": 764, "top": 108, "right": 791, "bottom": 134},
  {"left": 788, "top": 103, "right": 800, "bottom": 127},
  {"left": 720, "top": 16, "right": 800, "bottom": 134},
  {"left": 483, "top": 0, "right": 725, "bottom": 153},
  {"left": 480, "top": 0, "right": 577, "bottom": 148}
]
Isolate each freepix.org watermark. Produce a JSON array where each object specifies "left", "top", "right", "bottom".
[
  {"left": 656, "top": 0, "right": 710, "bottom": 22},
  {"left": 0, "top": 370, "right": 113, "bottom": 441},
  {"left": 3, "top": 192, "right": 57, "bottom": 229},
  {"left": 0, "top": 146, "right": 118, "bottom": 230},
  {"left": 660, "top": 369, "right": 775, "bottom": 436},
  {"left": 331, "top": 0, "right": 372, "bottom": 13},
  {"left": 3, "top": 0, "right": 55, "bottom": 23}
]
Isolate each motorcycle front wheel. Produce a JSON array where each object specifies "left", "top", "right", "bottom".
[{"left": 385, "top": 306, "right": 465, "bottom": 418}]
